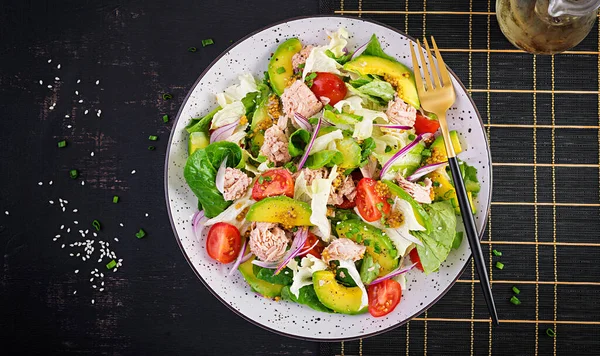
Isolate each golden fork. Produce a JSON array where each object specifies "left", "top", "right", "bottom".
[{"left": 410, "top": 37, "right": 499, "bottom": 325}]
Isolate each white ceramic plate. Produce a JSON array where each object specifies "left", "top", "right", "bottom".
[{"left": 165, "top": 16, "right": 492, "bottom": 341}]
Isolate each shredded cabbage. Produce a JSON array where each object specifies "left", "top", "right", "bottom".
[
  {"left": 309, "top": 129, "right": 343, "bottom": 154},
  {"left": 338, "top": 259, "right": 368, "bottom": 309},
  {"left": 204, "top": 189, "right": 254, "bottom": 232},
  {"left": 217, "top": 73, "right": 258, "bottom": 106},
  {"left": 333, "top": 96, "right": 388, "bottom": 140},
  {"left": 287, "top": 254, "right": 328, "bottom": 298},
  {"left": 210, "top": 101, "right": 245, "bottom": 129},
  {"left": 310, "top": 165, "right": 338, "bottom": 241},
  {"left": 226, "top": 123, "right": 249, "bottom": 145},
  {"left": 302, "top": 47, "right": 342, "bottom": 80},
  {"left": 326, "top": 27, "right": 349, "bottom": 57}
]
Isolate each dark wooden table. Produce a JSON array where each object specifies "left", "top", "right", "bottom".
[{"left": 0, "top": 1, "right": 322, "bottom": 354}]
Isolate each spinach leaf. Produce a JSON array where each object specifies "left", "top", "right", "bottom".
[
  {"left": 356, "top": 79, "right": 395, "bottom": 102},
  {"left": 359, "top": 254, "right": 380, "bottom": 285},
  {"left": 412, "top": 201, "right": 457, "bottom": 274},
  {"left": 186, "top": 106, "right": 221, "bottom": 134},
  {"left": 288, "top": 129, "right": 311, "bottom": 157},
  {"left": 336, "top": 267, "right": 358, "bottom": 287},
  {"left": 305, "top": 150, "right": 343, "bottom": 169},
  {"left": 362, "top": 34, "right": 398, "bottom": 63},
  {"left": 256, "top": 267, "right": 293, "bottom": 286},
  {"left": 281, "top": 285, "right": 332, "bottom": 313},
  {"left": 359, "top": 137, "right": 376, "bottom": 167},
  {"left": 183, "top": 141, "right": 243, "bottom": 218}
]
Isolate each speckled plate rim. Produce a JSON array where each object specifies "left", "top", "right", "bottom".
[{"left": 164, "top": 15, "right": 493, "bottom": 342}]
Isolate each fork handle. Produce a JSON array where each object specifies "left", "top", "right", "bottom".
[{"left": 447, "top": 156, "right": 500, "bottom": 325}]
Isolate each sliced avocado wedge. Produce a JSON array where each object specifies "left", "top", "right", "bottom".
[
  {"left": 336, "top": 219, "right": 399, "bottom": 276},
  {"left": 246, "top": 196, "right": 312, "bottom": 226},
  {"left": 429, "top": 130, "right": 462, "bottom": 162},
  {"left": 238, "top": 257, "right": 285, "bottom": 298},
  {"left": 312, "top": 270, "right": 367, "bottom": 315},
  {"left": 344, "top": 55, "right": 420, "bottom": 108},
  {"left": 268, "top": 38, "right": 303, "bottom": 96},
  {"left": 188, "top": 132, "right": 210, "bottom": 155},
  {"left": 428, "top": 169, "right": 476, "bottom": 215}
]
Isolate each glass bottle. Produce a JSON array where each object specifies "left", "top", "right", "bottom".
[{"left": 496, "top": 0, "right": 600, "bottom": 54}]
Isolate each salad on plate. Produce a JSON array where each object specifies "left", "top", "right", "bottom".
[{"left": 183, "top": 29, "right": 481, "bottom": 317}]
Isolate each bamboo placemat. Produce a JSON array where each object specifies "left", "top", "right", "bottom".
[{"left": 318, "top": 0, "right": 600, "bottom": 355}]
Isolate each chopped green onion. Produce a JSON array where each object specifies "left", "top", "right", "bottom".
[
  {"left": 69, "top": 169, "right": 79, "bottom": 179},
  {"left": 433, "top": 181, "right": 441, "bottom": 187},
  {"left": 421, "top": 149, "right": 432, "bottom": 157},
  {"left": 162, "top": 114, "right": 169, "bottom": 123},
  {"left": 148, "top": 135, "right": 158, "bottom": 141},
  {"left": 408, "top": 133, "right": 416, "bottom": 141},
  {"left": 305, "top": 72, "right": 317, "bottom": 87},
  {"left": 202, "top": 38, "right": 214, "bottom": 47},
  {"left": 162, "top": 93, "right": 173, "bottom": 100},
  {"left": 187, "top": 46, "right": 197, "bottom": 53},
  {"left": 258, "top": 176, "right": 264, "bottom": 184},
  {"left": 493, "top": 249, "right": 502, "bottom": 256},
  {"left": 92, "top": 219, "right": 101, "bottom": 231},
  {"left": 148, "top": 145, "right": 156, "bottom": 151},
  {"left": 135, "top": 228, "right": 146, "bottom": 239},
  {"left": 495, "top": 261, "right": 504, "bottom": 270},
  {"left": 106, "top": 259, "right": 117, "bottom": 269},
  {"left": 112, "top": 195, "right": 119, "bottom": 204},
  {"left": 276, "top": 66, "right": 286, "bottom": 74},
  {"left": 546, "top": 328, "right": 556, "bottom": 338},
  {"left": 57, "top": 140, "right": 67, "bottom": 148},
  {"left": 512, "top": 286, "right": 520, "bottom": 294},
  {"left": 510, "top": 296, "right": 521, "bottom": 305}
]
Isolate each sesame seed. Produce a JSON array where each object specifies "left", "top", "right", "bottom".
[
  {"left": 69, "top": 253, "right": 74, "bottom": 256},
  {"left": 4, "top": 211, "right": 9, "bottom": 215},
  {"left": 75, "top": 90, "right": 79, "bottom": 95},
  {"left": 67, "top": 228, "right": 71, "bottom": 233},
  {"left": 75, "top": 270, "right": 79, "bottom": 273},
  {"left": 90, "top": 152, "right": 94, "bottom": 157},
  {"left": 145, "top": 213, "right": 149, "bottom": 217},
  {"left": 99, "top": 288, "right": 104, "bottom": 292},
  {"left": 49, "top": 200, "right": 54, "bottom": 204},
  {"left": 64, "top": 115, "right": 69, "bottom": 118},
  {"left": 49, "top": 180, "right": 53, "bottom": 185},
  {"left": 67, "top": 125, "right": 72, "bottom": 128},
  {"left": 84, "top": 110, "right": 89, "bottom": 115},
  {"left": 74, "top": 221, "right": 79, "bottom": 224},
  {"left": 81, "top": 181, "right": 85, "bottom": 186},
  {"left": 39, "top": 80, "right": 43, "bottom": 85},
  {"left": 78, "top": 100, "right": 83, "bottom": 103},
  {"left": 61, "top": 244, "right": 65, "bottom": 248},
  {"left": 48, "top": 59, "right": 52, "bottom": 63},
  {"left": 131, "top": 170, "right": 136, "bottom": 174},
  {"left": 119, "top": 223, "right": 124, "bottom": 227},
  {"left": 55, "top": 77, "right": 60, "bottom": 81},
  {"left": 77, "top": 79, "right": 81, "bottom": 83},
  {"left": 38, "top": 182, "right": 43, "bottom": 186},
  {"left": 101, "top": 281, "right": 105, "bottom": 286},
  {"left": 92, "top": 285, "right": 97, "bottom": 289},
  {"left": 57, "top": 64, "right": 61, "bottom": 69},
  {"left": 47, "top": 85, "right": 52, "bottom": 89},
  {"left": 95, "top": 80, "right": 100, "bottom": 85},
  {"left": 114, "top": 238, "right": 119, "bottom": 242},
  {"left": 55, "top": 234, "right": 60, "bottom": 238},
  {"left": 91, "top": 299, "right": 94, "bottom": 304},
  {"left": 49, "top": 105, "right": 54, "bottom": 109},
  {"left": 93, "top": 232, "right": 97, "bottom": 237},
  {"left": 62, "top": 207, "right": 66, "bottom": 212}
]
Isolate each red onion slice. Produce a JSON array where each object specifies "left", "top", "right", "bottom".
[
  {"left": 350, "top": 41, "right": 369, "bottom": 61},
  {"left": 369, "top": 262, "right": 418, "bottom": 285},
  {"left": 252, "top": 259, "right": 278, "bottom": 269},
  {"left": 229, "top": 240, "right": 248, "bottom": 275},
  {"left": 294, "top": 112, "right": 312, "bottom": 132},
  {"left": 215, "top": 156, "right": 228, "bottom": 195},
  {"left": 297, "top": 117, "right": 323, "bottom": 170},
  {"left": 240, "top": 252, "right": 254, "bottom": 263},
  {"left": 274, "top": 227, "right": 309, "bottom": 275},
  {"left": 407, "top": 161, "right": 448, "bottom": 182},
  {"left": 191, "top": 210, "right": 208, "bottom": 243},
  {"left": 297, "top": 238, "right": 319, "bottom": 256},
  {"left": 379, "top": 134, "right": 424, "bottom": 178},
  {"left": 373, "top": 124, "right": 412, "bottom": 130},
  {"left": 210, "top": 120, "right": 239, "bottom": 143}
]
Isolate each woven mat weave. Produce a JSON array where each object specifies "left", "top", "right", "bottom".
[{"left": 318, "top": 1, "right": 600, "bottom": 355}]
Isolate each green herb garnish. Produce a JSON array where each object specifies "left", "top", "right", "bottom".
[
  {"left": 305, "top": 72, "right": 317, "bottom": 87},
  {"left": 106, "top": 259, "right": 117, "bottom": 269},
  {"left": 148, "top": 146, "right": 156, "bottom": 151},
  {"left": 188, "top": 47, "right": 197, "bottom": 52},
  {"left": 57, "top": 140, "right": 67, "bottom": 148},
  {"left": 510, "top": 296, "right": 521, "bottom": 305},
  {"left": 135, "top": 229, "right": 146, "bottom": 239},
  {"left": 493, "top": 249, "right": 502, "bottom": 257},
  {"left": 162, "top": 115, "right": 169, "bottom": 123},
  {"left": 276, "top": 66, "right": 286, "bottom": 74},
  {"left": 69, "top": 169, "right": 79, "bottom": 179},
  {"left": 421, "top": 149, "right": 432, "bottom": 157},
  {"left": 408, "top": 133, "right": 416, "bottom": 141},
  {"left": 202, "top": 38, "right": 214, "bottom": 47},
  {"left": 546, "top": 328, "right": 556, "bottom": 338},
  {"left": 162, "top": 93, "right": 173, "bottom": 100},
  {"left": 112, "top": 195, "right": 119, "bottom": 203},
  {"left": 148, "top": 135, "right": 158, "bottom": 141},
  {"left": 433, "top": 181, "right": 441, "bottom": 187},
  {"left": 512, "top": 286, "right": 520, "bottom": 294},
  {"left": 92, "top": 219, "right": 101, "bottom": 231},
  {"left": 258, "top": 176, "right": 264, "bottom": 184},
  {"left": 496, "top": 262, "right": 505, "bottom": 270}
]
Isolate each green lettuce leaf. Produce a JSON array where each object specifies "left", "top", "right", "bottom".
[
  {"left": 412, "top": 201, "right": 457, "bottom": 274},
  {"left": 359, "top": 137, "right": 376, "bottom": 167},
  {"left": 362, "top": 34, "right": 398, "bottom": 63},
  {"left": 306, "top": 150, "right": 343, "bottom": 169},
  {"left": 460, "top": 161, "right": 481, "bottom": 196},
  {"left": 185, "top": 106, "right": 221, "bottom": 134},
  {"left": 288, "top": 129, "right": 311, "bottom": 157},
  {"left": 183, "top": 141, "right": 243, "bottom": 218}
]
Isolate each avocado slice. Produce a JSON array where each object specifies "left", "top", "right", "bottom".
[
  {"left": 429, "top": 130, "right": 462, "bottom": 163},
  {"left": 343, "top": 55, "right": 420, "bottom": 108},
  {"left": 246, "top": 196, "right": 312, "bottom": 226},
  {"left": 312, "top": 270, "right": 367, "bottom": 315},
  {"left": 428, "top": 169, "right": 476, "bottom": 215},
  {"left": 238, "top": 257, "right": 285, "bottom": 298},
  {"left": 335, "top": 135, "right": 362, "bottom": 169},
  {"left": 188, "top": 132, "right": 210, "bottom": 155},
  {"left": 248, "top": 98, "right": 272, "bottom": 157},
  {"left": 268, "top": 38, "right": 303, "bottom": 96},
  {"left": 336, "top": 220, "right": 399, "bottom": 276}
]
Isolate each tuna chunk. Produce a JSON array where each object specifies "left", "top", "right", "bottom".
[
  {"left": 293, "top": 168, "right": 328, "bottom": 187},
  {"left": 395, "top": 175, "right": 433, "bottom": 204},
  {"left": 222, "top": 167, "right": 252, "bottom": 201},
  {"left": 322, "top": 238, "right": 366, "bottom": 264},
  {"left": 291, "top": 45, "right": 313, "bottom": 72},
  {"left": 249, "top": 222, "right": 290, "bottom": 262},
  {"left": 386, "top": 95, "right": 417, "bottom": 127},
  {"left": 260, "top": 125, "right": 291, "bottom": 165},
  {"left": 328, "top": 174, "right": 357, "bottom": 206},
  {"left": 280, "top": 80, "right": 323, "bottom": 129}
]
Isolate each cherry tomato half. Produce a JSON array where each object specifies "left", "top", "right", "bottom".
[
  {"left": 206, "top": 222, "right": 242, "bottom": 264},
  {"left": 414, "top": 111, "right": 441, "bottom": 135},
  {"left": 356, "top": 178, "right": 391, "bottom": 222},
  {"left": 309, "top": 72, "right": 347, "bottom": 106},
  {"left": 368, "top": 279, "right": 403, "bottom": 317},
  {"left": 409, "top": 248, "right": 424, "bottom": 272},
  {"left": 298, "top": 232, "right": 324, "bottom": 259},
  {"left": 251, "top": 169, "right": 294, "bottom": 201}
]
